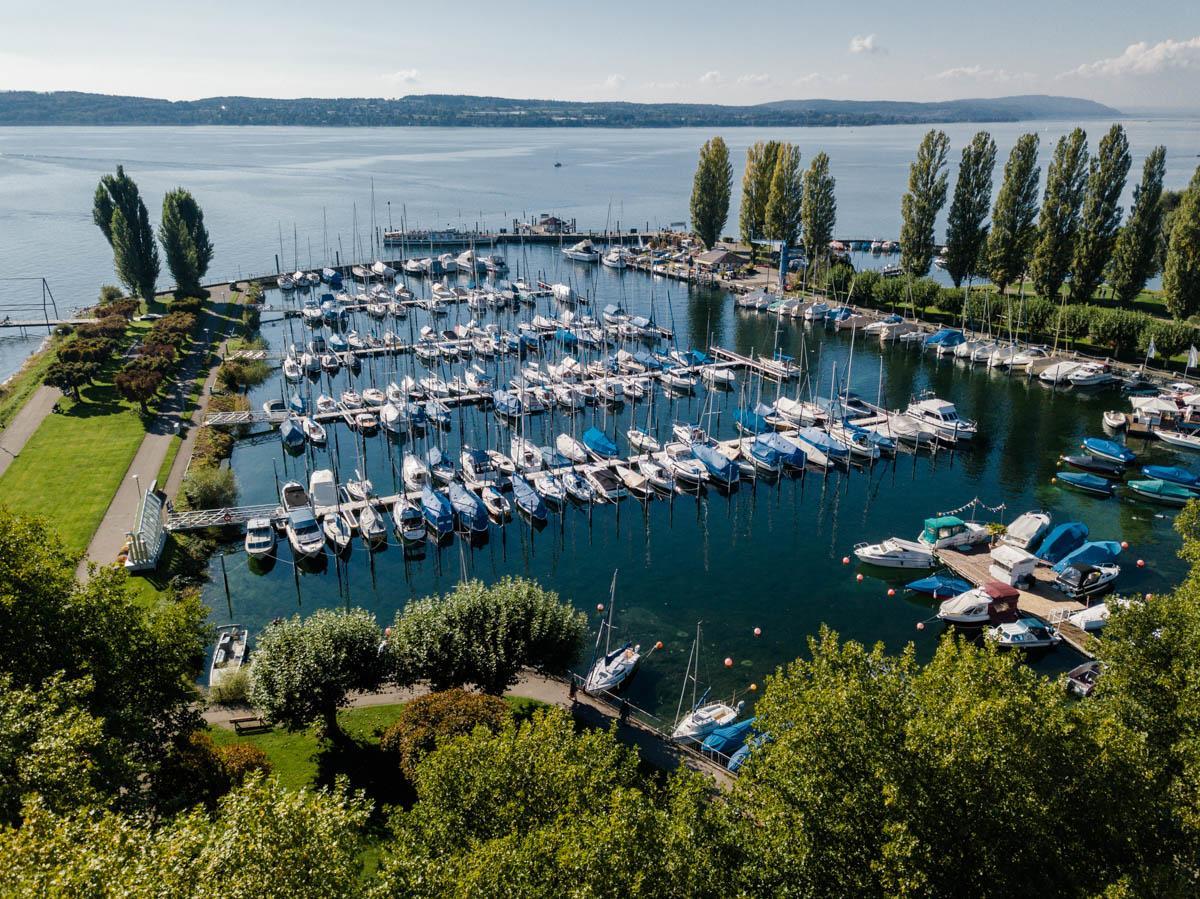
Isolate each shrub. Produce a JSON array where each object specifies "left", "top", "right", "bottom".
[
  {"left": 148, "top": 311, "right": 196, "bottom": 343},
  {"left": 217, "top": 359, "right": 270, "bottom": 392},
  {"left": 114, "top": 368, "right": 163, "bottom": 411},
  {"left": 877, "top": 277, "right": 906, "bottom": 309},
  {"left": 58, "top": 336, "right": 117, "bottom": 365},
  {"left": 153, "top": 730, "right": 229, "bottom": 813},
  {"left": 193, "top": 427, "right": 234, "bottom": 467},
  {"left": 76, "top": 317, "right": 129, "bottom": 340},
  {"left": 209, "top": 667, "right": 250, "bottom": 705},
  {"left": 98, "top": 284, "right": 124, "bottom": 304},
  {"left": 216, "top": 743, "right": 272, "bottom": 786},
  {"left": 380, "top": 689, "right": 511, "bottom": 779},
  {"left": 169, "top": 296, "right": 203, "bottom": 316},
  {"left": 852, "top": 269, "right": 881, "bottom": 306},
  {"left": 908, "top": 277, "right": 940, "bottom": 315},
  {"left": 1141, "top": 318, "right": 1197, "bottom": 359},
  {"left": 824, "top": 264, "right": 854, "bottom": 297},
  {"left": 1055, "top": 304, "right": 1092, "bottom": 344},
  {"left": 1022, "top": 297, "right": 1056, "bottom": 337},
  {"left": 181, "top": 466, "right": 237, "bottom": 510},
  {"left": 934, "top": 287, "right": 964, "bottom": 316},
  {"left": 96, "top": 298, "right": 140, "bottom": 320},
  {"left": 1089, "top": 307, "right": 1150, "bottom": 356}
]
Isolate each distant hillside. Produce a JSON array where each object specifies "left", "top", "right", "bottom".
[{"left": 0, "top": 91, "right": 1121, "bottom": 128}]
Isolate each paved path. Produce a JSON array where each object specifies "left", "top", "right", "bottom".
[
  {"left": 204, "top": 671, "right": 734, "bottom": 788},
  {"left": 79, "top": 293, "right": 239, "bottom": 577},
  {"left": 0, "top": 384, "right": 60, "bottom": 479}
]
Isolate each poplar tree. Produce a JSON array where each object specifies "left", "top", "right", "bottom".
[
  {"left": 764, "top": 143, "right": 803, "bottom": 247},
  {"left": 943, "top": 131, "right": 997, "bottom": 287},
  {"left": 899, "top": 130, "right": 950, "bottom": 277},
  {"left": 1163, "top": 164, "right": 1200, "bottom": 320},
  {"left": 1029, "top": 128, "right": 1089, "bottom": 302},
  {"left": 1070, "top": 123, "right": 1132, "bottom": 302},
  {"left": 985, "top": 133, "right": 1041, "bottom": 297},
  {"left": 800, "top": 151, "right": 837, "bottom": 272},
  {"left": 159, "top": 188, "right": 214, "bottom": 296},
  {"left": 92, "top": 166, "right": 159, "bottom": 301},
  {"left": 1110, "top": 145, "right": 1167, "bottom": 306},
  {"left": 689, "top": 136, "right": 732, "bottom": 250},
  {"left": 740, "top": 141, "right": 782, "bottom": 259}
]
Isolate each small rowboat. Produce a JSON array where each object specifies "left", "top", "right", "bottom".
[
  {"left": 1054, "top": 471, "right": 1114, "bottom": 498},
  {"left": 1102, "top": 410, "right": 1127, "bottom": 430}
]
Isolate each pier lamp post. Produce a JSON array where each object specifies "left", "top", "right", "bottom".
[{"left": 132, "top": 473, "right": 142, "bottom": 504}]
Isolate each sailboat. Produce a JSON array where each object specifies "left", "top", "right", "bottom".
[
  {"left": 583, "top": 571, "right": 641, "bottom": 693},
  {"left": 672, "top": 623, "right": 743, "bottom": 742}
]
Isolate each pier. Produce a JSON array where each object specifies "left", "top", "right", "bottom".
[{"left": 935, "top": 546, "right": 1096, "bottom": 657}]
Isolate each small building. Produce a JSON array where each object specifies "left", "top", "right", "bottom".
[
  {"left": 694, "top": 249, "right": 748, "bottom": 271},
  {"left": 515, "top": 214, "right": 575, "bottom": 235}
]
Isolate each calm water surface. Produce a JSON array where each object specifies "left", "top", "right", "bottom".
[{"left": 200, "top": 245, "right": 1188, "bottom": 718}]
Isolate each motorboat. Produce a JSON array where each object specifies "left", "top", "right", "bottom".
[
  {"left": 969, "top": 341, "right": 997, "bottom": 364},
  {"left": 1059, "top": 454, "right": 1125, "bottom": 478},
  {"left": 1010, "top": 345, "right": 1050, "bottom": 369},
  {"left": 987, "top": 344, "right": 1018, "bottom": 368},
  {"left": 392, "top": 498, "right": 426, "bottom": 543},
  {"left": 1055, "top": 471, "right": 1114, "bottom": 498},
  {"left": 1126, "top": 478, "right": 1195, "bottom": 506},
  {"left": 853, "top": 537, "right": 935, "bottom": 569},
  {"left": 1035, "top": 522, "right": 1089, "bottom": 564},
  {"left": 601, "top": 247, "right": 631, "bottom": 269},
  {"left": 1052, "top": 540, "right": 1123, "bottom": 573},
  {"left": 1156, "top": 429, "right": 1200, "bottom": 451},
  {"left": 1141, "top": 464, "right": 1200, "bottom": 489},
  {"left": 904, "top": 397, "right": 977, "bottom": 442},
  {"left": 701, "top": 365, "right": 736, "bottom": 388},
  {"left": 284, "top": 508, "right": 325, "bottom": 558},
  {"left": 987, "top": 617, "right": 1062, "bottom": 649},
  {"left": 906, "top": 573, "right": 973, "bottom": 599},
  {"left": 916, "top": 515, "right": 991, "bottom": 551},
  {"left": 562, "top": 239, "right": 600, "bottom": 262},
  {"left": 480, "top": 485, "right": 511, "bottom": 520},
  {"left": 282, "top": 356, "right": 302, "bottom": 381},
  {"left": 279, "top": 415, "right": 307, "bottom": 451},
  {"left": 1068, "top": 362, "right": 1118, "bottom": 388},
  {"left": 586, "top": 467, "right": 629, "bottom": 502},
  {"left": 1066, "top": 660, "right": 1102, "bottom": 697},
  {"left": 937, "top": 581, "right": 1020, "bottom": 625},
  {"left": 402, "top": 454, "right": 431, "bottom": 492},
  {"left": 637, "top": 458, "right": 675, "bottom": 492},
  {"left": 1038, "top": 361, "right": 1081, "bottom": 385},
  {"left": 662, "top": 443, "right": 708, "bottom": 486},
  {"left": 244, "top": 518, "right": 276, "bottom": 557},
  {"left": 210, "top": 625, "right": 249, "bottom": 689},
  {"left": 1000, "top": 511, "right": 1050, "bottom": 551},
  {"left": 1055, "top": 562, "right": 1120, "bottom": 599},
  {"left": 420, "top": 485, "right": 455, "bottom": 538},
  {"left": 1081, "top": 437, "right": 1135, "bottom": 465},
  {"left": 1103, "top": 410, "right": 1128, "bottom": 430},
  {"left": 582, "top": 426, "right": 620, "bottom": 461},
  {"left": 691, "top": 443, "right": 740, "bottom": 487}
]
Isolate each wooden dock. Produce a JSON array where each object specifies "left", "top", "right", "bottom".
[{"left": 936, "top": 546, "right": 1096, "bottom": 657}]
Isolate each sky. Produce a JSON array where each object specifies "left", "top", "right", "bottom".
[{"left": 3, "top": 0, "right": 1199, "bottom": 110}]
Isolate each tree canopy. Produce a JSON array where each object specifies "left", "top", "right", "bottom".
[
  {"left": 93, "top": 166, "right": 160, "bottom": 300},
  {"left": 159, "top": 188, "right": 214, "bottom": 296},
  {"left": 943, "top": 130, "right": 996, "bottom": 287},
  {"left": 689, "top": 136, "right": 732, "bottom": 249},
  {"left": 800, "top": 151, "right": 837, "bottom": 271},
  {"left": 1163, "top": 164, "right": 1200, "bottom": 321},
  {"left": 1110, "top": 146, "right": 1167, "bottom": 307},
  {"left": 900, "top": 129, "right": 950, "bottom": 277},
  {"left": 1070, "top": 123, "right": 1132, "bottom": 302},
  {"left": 986, "top": 133, "right": 1041, "bottom": 296},
  {"left": 1030, "top": 128, "right": 1089, "bottom": 302},
  {"left": 739, "top": 140, "right": 782, "bottom": 255},
  {"left": 763, "top": 142, "right": 802, "bottom": 247}
]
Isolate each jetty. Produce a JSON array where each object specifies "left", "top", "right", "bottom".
[{"left": 935, "top": 546, "right": 1095, "bottom": 657}]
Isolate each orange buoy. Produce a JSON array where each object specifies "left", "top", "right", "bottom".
[
  {"left": 655, "top": 641, "right": 664, "bottom": 650},
  {"left": 596, "top": 603, "right": 605, "bottom": 612},
  {"left": 749, "top": 683, "right": 758, "bottom": 692},
  {"left": 1121, "top": 541, "right": 1130, "bottom": 549},
  {"left": 753, "top": 627, "right": 762, "bottom": 637},
  {"left": 724, "top": 657, "right": 734, "bottom": 668},
  {"left": 856, "top": 573, "right": 864, "bottom": 582},
  {"left": 842, "top": 556, "right": 850, "bottom": 565},
  {"left": 916, "top": 622, "right": 926, "bottom": 630},
  {"left": 1137, "top": 559, "right": 1146, "bottom": 568},
  {"left": 887, "top": 588, "right": 896, "bottom": 597}
]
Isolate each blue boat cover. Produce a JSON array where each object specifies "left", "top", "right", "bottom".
[
  {"left": 1057, "top": 470, "right": 1113, "bottom": 494},
  {"left": 906, "top": 574, "right": 973, "bottom": 598},
  {"left": 1052, "top": 540, "right": 1124, "bottom": 573},
  {"left": 691, "top": 443, "right": 739, "bottom": 484},
  {"left": 1035, "top": 522, "right": 1089, "bottom": 563},
  {"left": 1082, "top": 437, "right": 1136, "bottom": 464},
  {"left": 510, "top": 474, "right": 547, "bottom": 519},
  {"left": 1142, "top": 465, "right": 1200, "bottom": 488},
  {"left": 702, "top": 717, "right": 757, "bottom": 754},
  {"left": 733, "top": 407, "right": 769, "bottom": 435},
  {"left": 582, "top": 426, "right": 619, "bottom": 459},
  {"left": 758, "top": 432, "right": 806, "bottom": 467}
]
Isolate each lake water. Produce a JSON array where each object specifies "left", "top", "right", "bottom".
[
  {"left": 2, "top": 118, "right": 1199, "bottom": 379},
  {"left": 200, "top": 243, "right": 1189, "bottom": 720}
]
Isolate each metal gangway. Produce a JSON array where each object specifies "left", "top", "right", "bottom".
[{"left": 165, "top": 503, "right": 283, "bottom": 532}]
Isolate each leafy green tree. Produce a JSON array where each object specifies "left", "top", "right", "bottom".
[
  {"left": 739, "top": 140, "right": 782, "bottom": 259},
  {"left": 800, "top": 151, "right": 837, "bottom": 273},
  {"left": 730, "top": 629, "right": 1153, "bottom": 898},
  {"left": 93, "top": 166, "right": 159, "bottom": 300},
  {"left": 387, "top": 577, "right": 587, "bottom": 695},
  {"left": 1071, "top": 124, "right": 1132, "bottom": 302},
  {"left": 248, "top": 608, "right": 386, "bottom": 742},
  {"left": 763, "top": 143, "right": 802, "bottom": 247},
  {"left": 0, "top": 674, "right": 110, "bottom": 826},
  {"left": 1088, "top": 307, "right": 1150, "bottom": 356},
  {"left": 1030, "top": 128, "right": 1089, "bottom": 302},
  {"left": 159, "top": 188, "right": 214, "bottom": 296},
  {"left": 1110, "top": 146, "right": 1167, "bottom": 306},
  {"left": 1164, "top": 165, "right": 1200, "bottom": 320},
  {"left": 380, "top": 688, "right": 511, "bottom": 779},
  {"left": 1158, "top": 188, "right": 1186, "bottom": 271},
  {"left": 943, "top": 131, "right": 996, "bottom": 287},
  {"left": 986, "top": 133, "right": 1041, "bottom": 296},
  {"left": 3, "top": 776, "right": 371, "bottom": 898},
  {"left": 374, "top": 708, "right": 730, "bottom": 898},
  {"left": 1139, "top": 319, "right": 1195, "bottom": 359},
  {"left": 689, "top": 136, "right": 732, "bottom": 249},
  {"left": 43, "top": 359, "right": 98, "bottom": 400},
  {"left": 180, "top": 465, "right": 238, "bottom": 510},
  {"left": 899, "top": 129, "right": 950, "bottom": 277}
]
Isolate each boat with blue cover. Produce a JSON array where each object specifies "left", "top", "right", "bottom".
[
  {"left": 1060, "top": 454, "right": 1125, "bottom": 478},
  {"left": 906, "top": 573, "right": 974, "bottom": 598},
  {"left": 1141, "top": 465, "right": 1200, "bottom": 489},
  {"left": 691, "top": 442, "right": 740, "bottom": 486},
  {"left": 794, "top": 427, "right": 850, "bottom": 465},
  {"left": 510, "top": 473, "right": 548, "bottom": 521},
  {"left": 733, "top": 405, "right": 771, "bottom": 435},
  {"left": 1035, "top": 522, "right": 1089, "bottom": 563},
  {"left": 727, "top": 734, "right": 770, "bottom": 773},
  {"left": 1127, "top": 478, "right": 1195, "bottom": 506},
  {"left": 279, "top": 415, "right": 306, "bottom": 450},
  {"left": 420, "top": 485, "right": 454, "bottom": 537},
  {"left": 1082, "top": 437, "right": 1136, "bottom": 465},
  {"left": 1056, "top": 470, "right": 1114, "bottom": 497},
  {"left": 1051, "top": 540, "right": 1123, "bottom": 573},
  {"left": 701, "top": 717, "right": 757, "bottom": 755},
  {"left": 492, "top": 389, "right": 522, "bottom": 418},
  {"left": 756, "top": 431, "right": 807, "bottom": 469},
  {"left": 582, "top": 426, "right": 619, "bottom": 461},
  {"left": 745, "top": 435, "right": 783, "bottom": 474},
  {"left": 448, "top": 482, "right": 489, "bottom": 533}
]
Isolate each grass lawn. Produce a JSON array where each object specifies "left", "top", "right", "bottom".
[
  {"left": 0, "top": 339, "right": 58, "bottom": 430},
  {"left": 0, "top": 385, "right": 146, "bottom": 555},
  {"left": 208, "top": 697, "right": 544, "bottom": 793},
  {"left": 156, "top": 434, "right": 183, "bottom": 486}
]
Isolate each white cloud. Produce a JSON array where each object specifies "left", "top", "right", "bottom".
[
  {"left": 849, "top": 34, "right": 884, "bottom": 55},
  {"left": 384, "top": 68, "right": 420, "bottom": 84},
  {"left": 1063, "top": 35, "right": 1200, "bottom": 78},
  {"left": 698, "top": 70, "right": 723, "bottom": 85},
  {"left": 737, "top": 72, "right": 771, "bottom": 85},
  {"left": 795, "top": 72, "right": 850, "bottom": 86},
  {"left": 935, "top": 65, "right": 1033, "bottom": 83},
  {"left": 603, "top": 73, "right": 625, "bottom": 89}
]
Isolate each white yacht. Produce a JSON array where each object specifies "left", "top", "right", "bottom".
[
  {"left": 244, "top": 518, "right": 276, "bottom": 557},
  {"left": 937, "top": 582, "right": 1019, "bottom": 625},
  {"left": 562, "top": 239, "right": 600, "bottom": 262},
  {"left": 1068, "top": 362, "right": 1118, "bottom": 388},
  {"left": 904, "top": 397, "right": 977, "bottom": 442},
  {"left": 402, "top": 454, "right": 431, "bottom": 492},
  {"left": 853, "top": 537, "right": 935, "bottom": 569},
  {"left": 1038, "top": 361, "right": 1081, "bottom": 385}
]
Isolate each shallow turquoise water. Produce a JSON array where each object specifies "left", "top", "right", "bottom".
[{"left": 200, "top": 246, "right": 1189, "bottom": 719}]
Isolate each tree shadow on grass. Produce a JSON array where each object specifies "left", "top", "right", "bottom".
[{"left": 314, "top": 735, "right": 417, "bottom": 820}]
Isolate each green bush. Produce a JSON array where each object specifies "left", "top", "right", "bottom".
[
  {"left": 908, "top": 278, "right": 940, "bottom": 315},
  {"left": 852, "top": 269, "right": 881, "bottom": 306},
  {"left": 209, "top": 667, "right": 250, "bottom": 705},
  {"left": 98, "top": 284, "right": 124, "bottom": 304},
  {"left": 96, "top": 298, "right": 140, "bottom": 319},
  {"left": 380, "top": 689, "right": 512, "bottom": 779},
  {"left": 1141, "top": 318, "right": 1197, "bottom": 358},
  {"left": 1023, "top": 297, "right": 1056, "bottom": 337},
  {"left": 877, "top": 277, "right": 906, "bottom": 309},
  {"left": 181, "top": 466, "right": 237, "bottom": 510},
  {"left": 217, "top": 359, "right": 270, "bottom": 392},
  {"left": 1089, "top": 307, "right": 1150, "bottom": 356},
  {"left": 934, "top": 287, "right": 964, "bottom": 315},
  {"left": 824, "top": 264, "right": 854, "bottom": 297},
  {"left": 169, "top": 296, "right": 203, "bottom": 316},
  {"left": 215, "top": 742, "right": 271, "bottom": 786}
]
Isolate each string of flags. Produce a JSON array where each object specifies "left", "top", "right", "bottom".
[{"left": 935, "top": 497, "right": 1008, "bottom": 518}]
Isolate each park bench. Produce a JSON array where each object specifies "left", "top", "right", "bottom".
[{"left": 230, "top": 715, "right": 270, "bottom": 735}]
